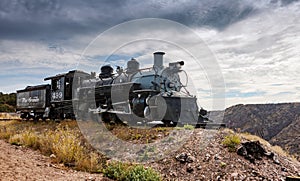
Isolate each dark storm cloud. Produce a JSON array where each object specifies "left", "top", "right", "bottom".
[
  {"left": 0, "top": 0, "right": 122, "bottom": 40},
  {"left": 0, "top": 0, "right": 298, "bottom": 41}
]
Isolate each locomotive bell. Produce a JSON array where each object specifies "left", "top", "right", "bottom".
[{"left": 153, "top": 52, "right": 165, "bottom": 70}]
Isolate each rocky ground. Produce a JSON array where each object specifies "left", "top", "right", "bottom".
[
  {"left": 210, "top": 103, "right": 300, "bottom": 158},
  {"left": 0, "top": 123, "right": 299, "bottom": 181},
  {"left": 0, "top": 140, "right": 108, "bottom": 181},
  {"left": 147, "top": 129, "right": 300, "bottom": 181}
]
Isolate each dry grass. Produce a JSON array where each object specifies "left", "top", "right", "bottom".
[
  {"left": 270, "top": 145, "right": 290, "bottom": 157},
  {"left": 238, "top": 132, "right": 271, "bottom": 147},
  {"left": 222, "top": 133, "right": 241, "bottom": 152},
  {"left": 0, "top": 120, "right": 164, "bottom": 178},
  {"left": 0, "top": 120, "right": 106, "bottom": 172},
  {"left": 42, "top": 127, "right": 85, "bottom": 163},
  {"left": 9, "top": 130, "right": 39, "bottom": 148},
  {"left": 0, "top": 126, "right": 16, "bottom": 140}
]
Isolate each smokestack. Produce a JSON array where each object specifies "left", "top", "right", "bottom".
[{"left": 153, "top": 52, "right": 165, "bottom": 70}]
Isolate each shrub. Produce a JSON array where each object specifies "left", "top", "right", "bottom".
[
  {"left": 125, "top": 165, "right": 161, "bottom": 181},
  {"left": 42, "top": 127, "right": 85, "bottom": 164},
  {"left": 103, "top": 162, "right": 161, "bottom": 181},
  {"left": 222, "top": 134, "right": 241, "bottom": 152},
  {"left": 103, "top": 162, "right": 128, "bottom": 180},
  {"left": 8, "top": 134, "right": 22, "bottom": 145},
  {"left": 75, "top": 152, "right": 104, "bottom": 173},
  {"left": 0, "top": 104, "right": 15, "bottom": 112},
  {"left": 0, "top": 126, "right": 16, "bottom": 140},
  {"left": 183, "top": 124, "right": 194, "bottom": 130},
  {"left": 220, "top": 161, "right": 227, "bottom": 168},
  {"left": 9, "top": 130, "right": 40, "bottom": 149}
]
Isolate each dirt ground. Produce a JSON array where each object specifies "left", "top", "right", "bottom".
[{"left": 0, "top": 140, "right": 107, "bottom": 181}]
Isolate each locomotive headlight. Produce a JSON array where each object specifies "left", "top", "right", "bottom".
[{"left": 169, "top": 61, "right": 184, "bottom": 69}]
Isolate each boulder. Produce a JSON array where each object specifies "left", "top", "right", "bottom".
[{"left": 237, "top": 141, "right": 280, "bottom": 164}]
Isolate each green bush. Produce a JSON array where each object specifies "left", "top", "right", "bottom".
[
  {"left": 0, "top": 104, "right": 15, "bottom": 112},
  {"left": 183, "top": 124, "right": 194, "bottom": 130},
  {"left": 103, "top": 162, "right": 128, "bottom": 180},
  {"left": 125, "top": 165, "right": 161, "bottom": 181},
  {"left": 222, "top": 134, "right": 241, "bottom": 152},
  {"left": 0, "top": 92, "right": 16, "bottom": 112},
  {"left": 103, "top": 162, "right": 161, "bottom": 181}
]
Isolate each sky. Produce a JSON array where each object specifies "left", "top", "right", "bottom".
[{"left": 0, "top": 0, "right": 299, "bottom": 110}]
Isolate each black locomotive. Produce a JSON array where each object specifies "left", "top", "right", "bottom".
[{"left": 17, "top": 52, "right": 222, "bottom": 127}]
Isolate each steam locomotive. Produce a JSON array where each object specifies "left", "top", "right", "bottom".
[{"left": 16, "top": 52, "right": 221, "bottom": 127}]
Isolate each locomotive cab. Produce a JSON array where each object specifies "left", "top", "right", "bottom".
[{"left": 44, "top": 70, "right": 91, "bottom": 119}]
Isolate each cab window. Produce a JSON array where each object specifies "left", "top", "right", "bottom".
[{"left": 52, "top": 79, "right": 61, "bottom": 90}]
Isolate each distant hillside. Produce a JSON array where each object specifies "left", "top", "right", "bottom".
[
  {"left": 210, "top": 103, "right": 300, "bottom": 158},
  {"left": 270, "top": 117, "right": 300, "bottom": 156},
  {"left": 0, "top": 92, "right": 16, "bottom": 112}
]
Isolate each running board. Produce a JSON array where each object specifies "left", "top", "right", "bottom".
[{"left": 88, "top": 108, "right": 132, "bottom": 115}]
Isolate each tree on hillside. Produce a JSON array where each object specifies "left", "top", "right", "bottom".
[{"left": 0, "top": 92, "right": 16, "bottom": 112}]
